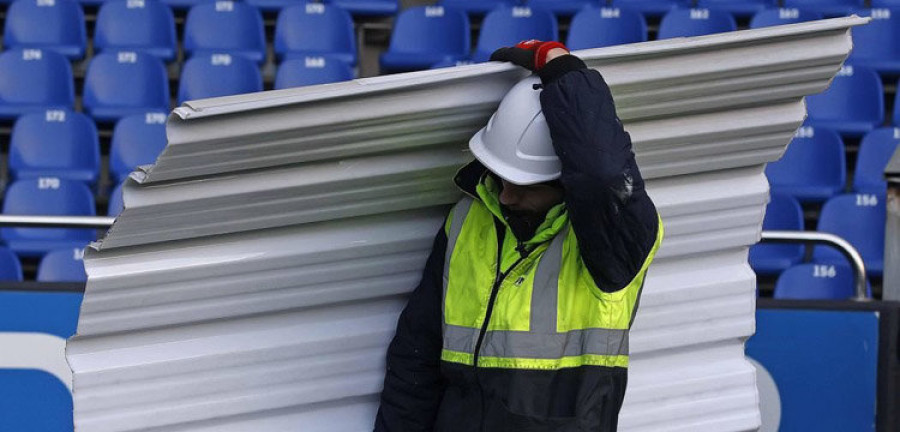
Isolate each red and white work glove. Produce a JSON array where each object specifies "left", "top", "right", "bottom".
[{"left": 489, "top": 40, "right": 569, "bottom": 71}]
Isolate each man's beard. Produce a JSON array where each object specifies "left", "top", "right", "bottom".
[{"left": 503, "top": 206, "right": 545, "bottom": 242}]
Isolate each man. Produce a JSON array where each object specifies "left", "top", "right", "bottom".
[{"left": 375, "top": 40, "right": 664, "bottom": 431}]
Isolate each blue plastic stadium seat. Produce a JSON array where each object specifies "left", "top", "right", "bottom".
[
  {"left": 610, "top": 0, "right": 689, "bottom": 17},
  {"left": 473, "top": 6, "right": 558, "bottom": 63},
  {"left": 329, "top": 0, "right": 398, "bottom": 16},
  {"left": 275, "top": 3, "right": 357, "bottom": 65},
  {"left": 567, "top": 7, "right": 647, "bottom": 50},
  {"left": 9, "top": 110, "right": 101, "bottom": 186},
  {"left": 275, "top": 56, "right": 354, "bottom": 89},
  {"left": 37, "top": 247, "right": 87, "bottom": 282},
  {"left": 178, "top": 54, "right": 263, "bottom": 103},
  {"left": 0, "top": 248, "right": 23, "bottom": 281},
  {"left": 765, "top": 126, "right": 845, "bottom": 203},
  {"left": 439, "top": 0, "right": 516, "bottom": 15},
  {"left": 749, "top": 8, "right": 822, "bottom": 28},
  {"left": 847, "top": 9, "right": 900, "bottom": 76},
  {"left": 3, "top": 0, "right": 86, "bottom": 60},
  {"left": 806, "top": 65, "right": 883, "bottom": 138},
  {"left": 245, "top": 0, "right": 300, "bottom": 11},
  {"left": 813, "top": 193, "right": 885, "bottom": 277},
  {"left": 0, "top": 49, "right": 74, "bottom": 120},
  {"left": 749, "top": 194, "right": 805, "bottom": 276},
  {"left": 528, "top": 0, "right": 598, "bottom": 16},
  {"left": 94, "top": 0, "right": 177, "bottom": 62},
  {"left": 697, "top": 0, "right": 775, "bottom": 17},
  {"left": 853, "top": 128, "right": 900, "bottom": 195},
  {"left": 184, "top": 1, "right": 266, "bottom": 64},
  {"left": 380, "top": 6, "right": 470, "bottom": 73},
  {"left": 0, "top": 370, "right": 73, "bottom": 431},
  {"left": 1, "top": 179, "right": 97, "bottom": 258},
  {"left": 83, "top": 51, "right": 169, "bottom": 123},
  {"left": 657, "top": 8, "right": 737, "bottom": 39},
  {"left": 161, "top": 0, "right": 207, "bottom": 9},
  {"left": 783, "top": 0, "right": 861, "bottom": 16},
  {"left": 110, "top": 112, "right": 168, "bottom": 183},
  {"left": 774, "top": 263, "right": 869, "bottom": 299},
  {"left": 873, "top": 0, "right": 900, "bottom": 7},
  {"left": 108, "top": 182, "right": 125, "bottom": 216}
]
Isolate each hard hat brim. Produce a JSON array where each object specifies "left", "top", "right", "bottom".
[{"left": 469, "top": 127, "right": 560, "bottom": 186}]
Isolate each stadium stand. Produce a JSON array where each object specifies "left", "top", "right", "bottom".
[
  {"left": 528, "top": 0, "right": 598, "bottom": 16},
  {"left": 439, "top": 0, "right": 517, "bottom": 15},
  {"left": 94, "top": 0, "right": 177, "bottom": 63},
  {"left": 83, "top": 51, "right": 170, "bottom": 123},
  {"left": 380, "top": 6, "right": 470, "bottom": 72},
  {"left": 697, "top": 0, "right": 775, "bottom": 17},
  {"left": 329, "top": 0, "right": 399, "bottom": 16},
  {"left": 813, "top": 193, "right": 886, "bottom": 277},
  {"left": 567, "top": 7, "right": 648, "bottom": 50},
  {"left": 0, "top": 49, "right": 73, "bottom": 120},
  {"left": 472, "top": 6, "right": 558, "bottom": 63},
  {"left": 749, "top": 8, "right": 822, "bottom": 28},
  {"left": 854, "top": 128, "right": 900, "bottom": 195},
  {"left": 9, "top": 111, "right": 101, "bottom": 186},
  {"left": 610, "top": 0, "right": 690, "bottom": 17},
  {"left": 750, "top": 194, "right": 805, "bottom": 276},
  {"left": 848, "top": 9, "right": 900, "bottom": 76},
  {"left": 245, "top": 0, "right": 298, "bottom": 11},
  {"left": 765, "top": 126, "right": 846, "bottom": 203},
  {"left": 3, "top": 0, "right": 86, "bottom": 60},
  {"left": 275, "top": 3, "right": 357, "bottom": 65},
  {"left": 37, "top": 248, "right": 87, "bottom": 282},
  {"left": 1, "top": 179, "right": 97, "bottom": 258},
  {"left": 178, "top": 54, "right": 263, "bottom": 103},
  {"left": 161, "top": 0, "right": 205, "bottom": 10},
  {"left": 872, "top": 0, "right": 900, "bottom": 7},
  {"left": 275, "top": 56, "right": 355, "bottom": 89},
  {"left": 183, "top": 1, "right": 266, "bottom": 64},
  {"left": 657, "top": 8, "right": 738, "bottom": 39},
  {"left": 782, "top": 0, "right": 862, "bottom": 16},
  {"left": 805, "top": 64, "right": 884, "bottom": 138},
  {"left": 108, "top": 182, "right": 125, "bottom": 217},
  {"left": 0, "top": 248, "right": 23, "bottom": 282},
  {"left": 773, "top": 263, "right": 868, "bottom": 299},
  {"left": 110, "top": 112, "right": 168, "bottom": 184}
]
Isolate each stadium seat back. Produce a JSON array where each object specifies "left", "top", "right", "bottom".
[
  {"left": 848, "top": 9, "right": 900, "bottom": 75},
  {"left": 657, "top": 8, "right": 737, "bottom": 39},
  {"left": 805, "top": 64, "right": 884, "bottom": 137},
  {"left": 0, "top": 248, "right": 23, "bottom": 281},
  {"left": 9, "top": 110, "right": 101, "bottom": 185},
  {"left": 37, "top": 247, "right": 87, "bottom": 282},
  {"left": 380, "top": 6, "right": 470, "bottom": 72},
  {"left": 764, "top": 126, "right": 846, "bottom": 202},
  {"left": 274, "top": 3, "right": 357, "bottom": 64},
  {"left": 697, "top": 0, "right": 775, "bottom": 17},
  {"left": 0, "top": 49, "right": 74, "bottom": 119},
  {"left": 749, "top": 8, "right": 822, "bottom": 28},
  {"left": 610, "top": 0, "right": 690, "bottom": 17},
  {"left": 1, "top": 179, "right": 97, "bottom": 257},
  {"left": 3, "top": 0, "right": 86, "bottom": 59},
  {"left": 774, "top": 263, "right": 863, "bottom": 300},
  {"left": 83, "top": 51, "right": 170, "bottom": 122},
  {"left": 853, "top": 128, "right": 900, "bottom": 194},
  {"left": 178, "top": 54, "right": 263, "bottom": 103},
  {"left": 110, "top": 112, "right": 168, "bottom": 183},
  {"left": 783, "top": 0, "right": 862, "bottom": 16},
  {"left": 329, "top": 0, "right": 398, "bottom": 16},
  {"left": 275, "top": 56, "right": 354, "bottom": 89},
  {"left": 813, "top": 193, "right": 886, "bottom": 276},
  {"left": 108, "top": 182, "right": 125, "bottom": 217},
  {"left": 439, "top": 0, "right": 517, "bottom": 15},
  {"left": 528, "top": 0, "right": 597, "bottom": 16},
  {"left": 749, "top": 194, "right": 805, "bottom": 275},
  {"left": 94, "top": 0, "right": 177, "bottom": 62},
  {"left": 567, "top": 7, "right": 647, "bottom": 50},
  {"left": 473, "top": 6, "right": 558, "bottom": 62},
  {"left": 184, "top": 1, "right": 266, "bottom": 63}
]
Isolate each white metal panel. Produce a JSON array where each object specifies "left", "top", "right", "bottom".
[{"left": 68, "top": 17, "right": 868, "bottom": 432}]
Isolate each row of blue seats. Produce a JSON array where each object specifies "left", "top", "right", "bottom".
[
  {"left": 4, "top": 0, "right": 359, "bottom": 64},
  {"left": 381, "top": 5, "right": 900, "bottom": 72},
  {"left": 770, "top": 262, "right": 872, "bottom": 299},
  {"left": 0, "top": 49, "right": 353, "bottom": 122},
  {"left": 751, "top": 192, "right": 886, "bottom": 277},
  {"left": 0, "top": 0, "right": 399, "bottom": 14},
  {"left": 0, "top": 246, "right": 87, "bottom": 282}
]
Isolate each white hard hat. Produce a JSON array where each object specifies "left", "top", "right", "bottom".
[{"left": 469, "top": 76, "right": 561, "bottom": 185}]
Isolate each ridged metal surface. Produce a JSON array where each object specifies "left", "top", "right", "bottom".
[{"left": 67, "top": 17, "right": 867, "bottom": 432}]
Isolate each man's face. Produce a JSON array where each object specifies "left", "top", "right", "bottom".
[{"left": 498, "top": 179, "right": 564, "bottom": 216}]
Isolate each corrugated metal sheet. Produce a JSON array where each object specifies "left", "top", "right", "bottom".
[{"left": 67, "top": 17, "right": 867, "bottom": 432}]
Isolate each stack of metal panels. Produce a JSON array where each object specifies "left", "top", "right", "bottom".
[{"left": 67, "top": 17, "right": 867, "bottom": 432}]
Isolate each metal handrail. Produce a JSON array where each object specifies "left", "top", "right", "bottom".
[
  {"left": 0, "top": 215, "right": 115, "bottom": 229},
  {"left": 760, "top": 230, "right": 870, "bottom": 301}
]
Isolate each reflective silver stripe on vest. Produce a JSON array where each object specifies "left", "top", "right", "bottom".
[{"left": 442, "top": 208, "right": 629, "bottom": 361}]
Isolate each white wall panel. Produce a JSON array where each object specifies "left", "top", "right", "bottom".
[{"left": 68, "top": 17, "right": 868, "bottom": 432}]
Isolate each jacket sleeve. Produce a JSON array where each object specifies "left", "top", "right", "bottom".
[
  {"left": 538, "top": 55, "right": 661, "bottom": 294},
  {"left": 374, "top": 226, "right": 447, "bottom": 431}
]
